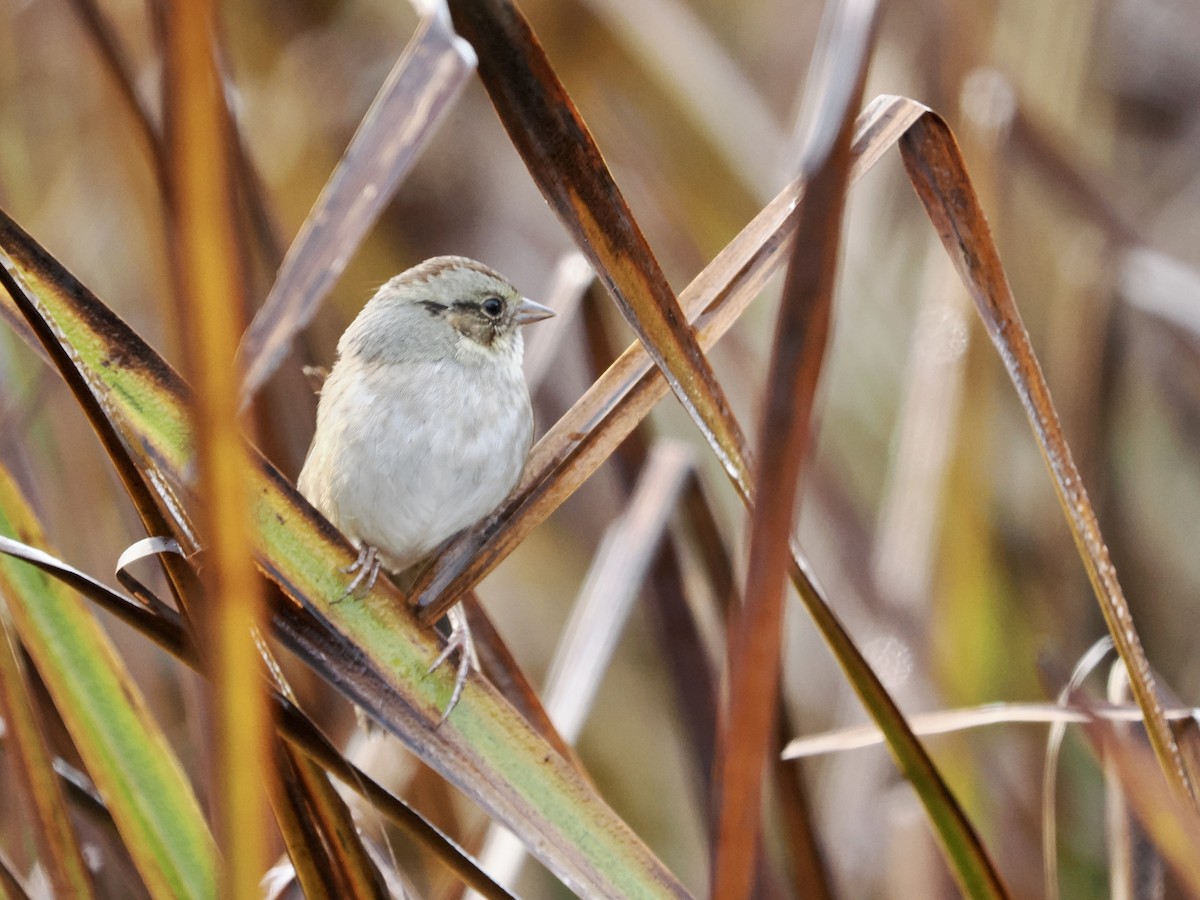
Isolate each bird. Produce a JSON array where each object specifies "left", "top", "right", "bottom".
[{"left": 297, "top": 256, "right": 554, "bottom": 719}]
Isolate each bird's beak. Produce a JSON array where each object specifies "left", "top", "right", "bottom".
[{"left": 515, "top": 297, "right": 556, "bottom": 325}]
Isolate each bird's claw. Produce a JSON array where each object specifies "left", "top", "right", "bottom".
[
  {"left": 340, "top": 545, "right": 381, "bottom": 598},
  {"left": 428, "top": 605, "right": 479, "bottom": 724}
]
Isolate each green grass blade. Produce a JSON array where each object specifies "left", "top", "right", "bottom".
[{"left": 0, "top": 466, "right": 217, "bottom": 900}]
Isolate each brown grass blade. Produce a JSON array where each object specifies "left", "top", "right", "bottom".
[
  {"left": 402, "top": 91, "right": 1009, "bottom": 895},
  {"left": 898, "top": 109, "right": 1197, "bottom": 810},
  {"left": 405, "top": 92, "right": 1005, "bottom": 892},
  {"left": 238, "top": 15, "right": 476, "bottom": 402},
  {"left": 274, "top": 747, "right": 390, "bottom": 900},
  {"left": 657, "top": 476, "right": 729, "bottom": 783},
  {"left": 712, "top": 1, "right": 875, "bottom": 893},
  {"left": 447, "top": 0, "right": 755, "bottom": 500},
  {"left": 781, "top": 543, "right": 1009, "bottom": 898},
  {"left": 774, "top": 710, "right": 834, "bottom": 900},
  {"left": 269, "top": 753, "right": 341, "bottom": 900},
  {"left": 413, "top": 96, "right": 927, "bottom": 621},
  {"left": 263, "top": 648, "right": 389, "bottom": 900}
]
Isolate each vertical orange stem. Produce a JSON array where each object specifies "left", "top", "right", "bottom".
[{"left": 163, "top": 2, "right": 272, "bottom": 895}]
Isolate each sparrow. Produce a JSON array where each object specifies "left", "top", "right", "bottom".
[{"left": 297, "top": 256, "right": 554, "bottom": 718}]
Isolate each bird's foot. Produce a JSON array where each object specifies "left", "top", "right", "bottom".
[
  {"left": 428, "top": 605, "right": 479, "bottom": 724},
  {"left": 339, "top": 545, "right": 381, "bottom": 599}
]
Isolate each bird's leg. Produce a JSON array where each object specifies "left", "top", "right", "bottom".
[
  {"left": 340, "top": 544, "right": 381, "bottom": 598},
  {"left": 428, "top": 604, "right": 480, "bottom": 723}
]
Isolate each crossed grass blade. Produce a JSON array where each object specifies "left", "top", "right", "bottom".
[
  {"left": 412, "top": 95, "right": 928, "bottom": 616},
  {"left": 0, "top": 212, "right": 690, "bottom": 897},
  {"left": 406, "top": 89, "right": 1187, "bottom": 893},
  {"left": 0, "top": 3, "right": 1147, "bottom": 883},
  {"left": 411, "top": 93, "right": 1007, "bottom": 896},
  {"left": 580, "top": 290, "right": 839, "bottom": 893}
]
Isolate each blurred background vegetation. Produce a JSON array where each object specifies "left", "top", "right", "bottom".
[{"left": 2, "top": 0, "right": 1199, "bottom": 896}]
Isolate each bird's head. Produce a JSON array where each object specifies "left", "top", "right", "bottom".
[{"left": 339, "top": 256, "right": 554, "bottom": 366}]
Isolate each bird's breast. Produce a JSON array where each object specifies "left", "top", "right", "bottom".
[{"left": 310, "top": 355, "right": 533, "bottom": 570}]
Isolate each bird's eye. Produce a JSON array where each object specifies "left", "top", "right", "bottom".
[{"left": 481, "top": 297, "right": 504, "bottom": 318}]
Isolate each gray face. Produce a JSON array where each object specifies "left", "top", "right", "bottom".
[{"left": 338, "top": 257, "right": 525, "bottom": 366}]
